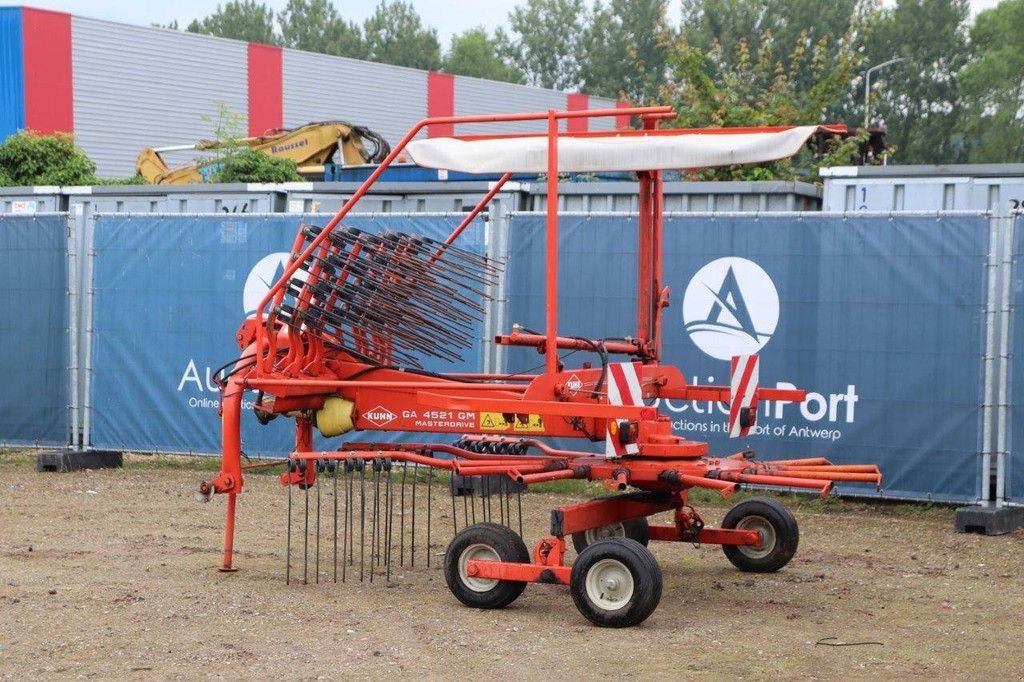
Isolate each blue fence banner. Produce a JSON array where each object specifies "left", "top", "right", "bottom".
[
  {"left": 88, "top": 214, "right": 485, "bottom": 456},
  {"left": 503, "top": 212, "right": 990, "bottom": 502},
  {"left": 0, "top": 214, "right": 70, "bottom": 445},
  {"left": 1009, "top": 215, "right": 1024, "bottom": 503}
]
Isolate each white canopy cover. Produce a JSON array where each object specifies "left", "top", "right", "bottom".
[{"left": 405, "top": 126, "right": 827, "bottom": 174}]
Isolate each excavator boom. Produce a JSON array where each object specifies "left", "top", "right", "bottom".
[{"left": 136, "top": 120, "right": 391, "bottom": 184}]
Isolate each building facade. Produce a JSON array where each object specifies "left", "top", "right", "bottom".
[{"left": 0, "top": 6, "right": 624, "bottom": 177}]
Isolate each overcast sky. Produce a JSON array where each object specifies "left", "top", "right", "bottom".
[{"left": 0, "top": 0, "right": 1005, "bottom": 47}]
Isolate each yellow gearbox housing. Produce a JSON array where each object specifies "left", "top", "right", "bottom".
[{"left": 316, "top": 396, "right": 356, "bottom": 437}]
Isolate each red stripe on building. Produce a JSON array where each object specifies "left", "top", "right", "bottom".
[
  {"left": 427, "top": 71, "right": 454, "bottom": 137},
  {"left": 566, "top": 93, "right": 588, "bottom": 132},
  {"left": 22, "top": 8, "right": 73, "bottom": 134},
  {"left": 615, "top": 99, "right": 631, "bottom": 130},
  {"left": 247, "top": 43, "right": 283, "bottom": 136}
]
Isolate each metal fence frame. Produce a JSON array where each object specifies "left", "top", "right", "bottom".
[
  {"left": 4, "top": 206, "right": 1019, "bottom": 505},
  {"left": 0, "top": 212, "right": 74, "bottom": 448},
  {"left": 500, "top": 209, "right": 1000, "bottom": 503}
]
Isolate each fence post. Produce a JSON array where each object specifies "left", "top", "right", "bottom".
[
  {"left": 66, "top": 211, "right": 80, "bottom": 450},
  {"left": 81, "top": 211, "right": 96, "bottom": 450}
]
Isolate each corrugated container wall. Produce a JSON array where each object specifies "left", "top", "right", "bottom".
[
  {"left": 71, "top": 17, "right": 248, "bottom": 177},
  {"left": 821, "top": 165, "right": 1024, "bottom": 218}
]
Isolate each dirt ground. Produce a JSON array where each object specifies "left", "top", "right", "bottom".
[{"left": 2, "top": 453, "right": 1023, "bottom": 680}]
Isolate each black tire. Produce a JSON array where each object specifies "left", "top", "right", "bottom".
[
  {"left": 571, "top": 517, "right": 650, "bottom": 553},
  {"left": 570, "top": 538, "right": 663, "bottom": 628},
  {"left": 720, "top": 497, "right": 799, "bottom": 573},
  {"left": 444, "top": 523, "right": 530, "bottom": 610}
]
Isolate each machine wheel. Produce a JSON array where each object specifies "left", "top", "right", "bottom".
[
  {"left": 570, "top": 538, "right": 662, "bottom": 628},
  {"left": 444, "top": 523, "right": 530, "bottom": 610},
  {"left": 571, "top": 517, "right": 650, "bottom": 553},
  {"left": 720, "top": 497, "right": 799, "bottom": 573}
]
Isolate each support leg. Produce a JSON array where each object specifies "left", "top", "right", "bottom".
[{"left": 219, "top": 492, "right": 239, "bottom": 572}]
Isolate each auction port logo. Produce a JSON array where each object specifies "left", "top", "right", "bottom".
[
  {"left": 682, "top": 257, "right": 779, "bottom": 361},
  {"left": 243, "top": 252, "right": 307, "bottom": 317}
]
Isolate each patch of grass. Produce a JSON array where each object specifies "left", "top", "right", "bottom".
[
  {"left": 0, "top": 450, "right": 38, "bottom": 468},
  {"left": 122, "top": 453, "right": 222, "bottom": 471},
  {"left": 527, "top": 478, "right": 605, "bottom": 496}
]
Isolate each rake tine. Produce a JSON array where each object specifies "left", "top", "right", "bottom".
[
  {"left": 342, "top": 459, "right": 350, "bottom": 583},
  {"left": 426, "top": 462, "right": 433, "bottom": 568},
  {"left": 303, "top": 461, "right": 309, "bottom": 585},
  {"left": 498, "top": 476, "right": 505, "bottom": 527},
  {"left": 411, "top": 462, "right": 418, "bottom": 568},
  {"left": 316, "top": 461, "right": 322, "bottom": 584},
  {"left": 286, "top": 462, "right": 293, "bottom": 586},
  {"left": 360, "top": 458, "right": 366, "bottom": 583},
  {"left": 462, "top": 480, "right": 469, "bottom": 528},
  {"left": 517, "top": 487, "right": 523, "bottom": 538},
  {"left": 450, "top": 471, "right": 458, "bottom": 536},
  {"left": 384, "top": 458, "right": 393, "bottom": 584},
  {"left": 400, "top": 461, "right": 407, "bottom": 567},
  {"left": 347, "top": 460, "right": 355, "bottom": 571},
  {"left": 370, "top": 459, "right": 380, "bottom": 582},
  {"left": 470, "top": 486, "right": 476, "bottom": 525},
  {"left": 332, "top": 460, "right": 338, "bottom": 584}
]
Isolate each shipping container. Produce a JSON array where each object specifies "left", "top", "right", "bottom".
[{"left": 821, "top": 164, "right": 1024, "bottom": 217}]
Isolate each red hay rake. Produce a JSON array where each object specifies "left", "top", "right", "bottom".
[{"left": 200, "top": 106, "right": 881, "bottom": 627}]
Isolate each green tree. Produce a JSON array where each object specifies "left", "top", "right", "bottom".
[
  {"left": 957, "top": 0, "right": 1024, "bottom": 162},
  {"left": 210, "top": 149, "right": 304, "bottom": 182},
  {"left": 443, "top": 27, "right": 524, "bottom": 83},
  {"left": 663, "top": 26, "right": 864, "bottom": 179},
  {"left": 363, "top": 1, "right": 441, "bottom": 70},
  {"left": 0, "top": 131, "right": 98, "bottom": 186},
  {"left": 862, "top": 0, "right": 970, "bottom": 163},
  {"left": 185, "top": 1, "right": 277, "bottom": 44},
  {"left": 507, "top": 0, "right": 588, "bottom": 91},
  {"left": 580, "top": 0, "right": 675, "bottom": 103},
  {"left": 679, "top": 0, "right": 870, "bottom": 97},
  {"left": 278, "top": 0, "right": 367, "bottom": 58}
]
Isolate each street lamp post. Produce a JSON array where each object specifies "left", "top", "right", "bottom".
[{"left": 863, "top": 57, "right": 906, "bottom": 129}]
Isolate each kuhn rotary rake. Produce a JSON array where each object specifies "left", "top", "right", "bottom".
[{"left": 200, "top": 106, "right": 881, "bottom": 627}]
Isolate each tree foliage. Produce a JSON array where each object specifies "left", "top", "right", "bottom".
[
  {"left": 0, "top": 131, "right": 97, "bottom": 186},
  {"left": 664, "top": 25, "right": 865, "bottom": 179},
  {"left": 278, "top": 0, "right": 366, "bottom": 58},
  {"left": 363, "top": 1, "right": 442, "bottom": 70},
  {"left": 508, "top": 0, "right": 588, "bottom": 91},
  {"left": 679, "top": 0, "right": 870, "bottom": 104},
  {"left": 861, "top": 0, "right": 970, "bottom": 163},
  {"left": 210, "top": 149, "right": 304, "bottom": 183},
  {"left": 443, "top": 27, "right": 523, "bottom": 84},
  {"left": 956, "top": 0, "right": 1024, "bottom": 162},
  {"left": 581, "top": 0, "right": 675, "bottom": 103},
  {"left": 186, "top": 1, "right": 276, "bottom": 44}
]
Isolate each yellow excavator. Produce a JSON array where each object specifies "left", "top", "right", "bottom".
[{"left": 136, "top": 120, "right": 391, "bottom": 184}]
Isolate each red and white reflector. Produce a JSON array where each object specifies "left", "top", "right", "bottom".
[
  {"left": 728, "top": 354, "right": 759, "bottom": 438},
  {"left": 605, "top": 362, "right": 643, "bottom": 457}
]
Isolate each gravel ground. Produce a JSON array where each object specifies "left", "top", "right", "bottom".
[{"left": 2, "top": 454, "right": 1023, "bottom": 680}]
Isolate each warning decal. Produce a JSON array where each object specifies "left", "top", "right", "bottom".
[{"left": 479, "top": 412, "right": 546, "bottom": 433}]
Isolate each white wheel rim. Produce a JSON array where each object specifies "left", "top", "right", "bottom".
[
  {"left": 585, "top": 558, "right": 635, "bottom": 611},
  {"left": 458, "top": 543, "right": 500, "bottom": 592},
  {"left": 584, "top": 523, "right": 626, "bottom": 545},
  {"left": 736, "top": 515, "right": 776, "bottom": 559}
]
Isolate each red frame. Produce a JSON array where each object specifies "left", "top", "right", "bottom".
[{"left": 201, "top": 108, "right": 876, "bottom": 576}]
